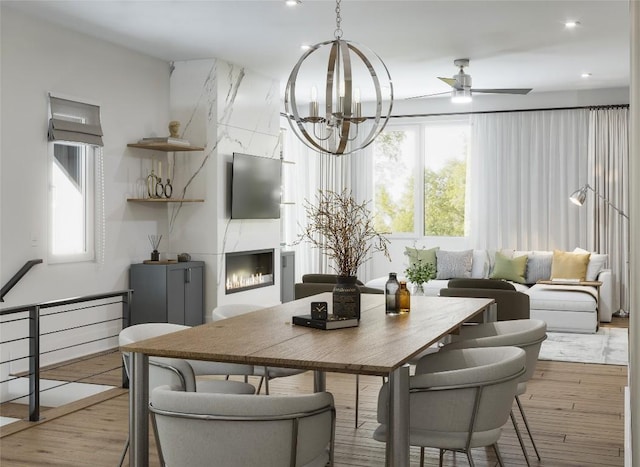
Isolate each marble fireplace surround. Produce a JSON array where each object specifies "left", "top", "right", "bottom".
[{"left": 165, "top": 58, "right": 282, "bottom": 316}]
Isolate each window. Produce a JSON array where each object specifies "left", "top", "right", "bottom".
[
  {"left": 49, "top": 142, "right": 95, "bottom": 262},
  {"left": 373, "top": 126, "right": 417, "bottom": 234},
  {"left": 373, "top": 117, "right": 470, "bottom": 237},
  {"left": 47, "top": 94, "right": 103, "bottom": 264}
]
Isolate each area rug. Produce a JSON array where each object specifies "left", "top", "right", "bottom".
[{"left": 538, "top": 327, "right": 628, "bottom": 365}]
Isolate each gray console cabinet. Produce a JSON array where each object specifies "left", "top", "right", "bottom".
[{"left": 129, "top": 261, "right": 204, "bottom": 326}]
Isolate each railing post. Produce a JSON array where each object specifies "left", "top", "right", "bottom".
[{"left": 28, "top": 305, "right": 41, "bottom": 421}]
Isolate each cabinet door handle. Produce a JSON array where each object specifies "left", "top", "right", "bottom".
[{"left": 185, "top": 268, "right": 191, "bottom": 283}]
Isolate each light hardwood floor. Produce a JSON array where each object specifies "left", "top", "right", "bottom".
[{"left": 0, "top": 319, "right": 628, "bottom": 466}]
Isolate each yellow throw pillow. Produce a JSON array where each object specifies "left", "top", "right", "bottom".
[
  {"left": 550, "top": 250, "right": 591, "bottom": 281},
  {"left": 490, "top": 251, "right": 528, "bottom": 284}
]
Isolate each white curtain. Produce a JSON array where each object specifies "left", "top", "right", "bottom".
[
  {"left": 588, "top": 107, "right": 629, "bottom": 313},
  {"left": 469, "top": 109, "right": 591, "bottom": 250},
  {"left": 282, "top": 119, "right": 377, "bottom": 281}
]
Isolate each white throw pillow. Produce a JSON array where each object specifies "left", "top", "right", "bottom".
[
  {"left": 573, "top": 247, "right": 608, "bottom": 281},
  {"left": 471, "top": 249, "right": 490, "bottom": 278}
]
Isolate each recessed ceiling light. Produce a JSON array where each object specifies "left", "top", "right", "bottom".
[
  {"left": 286, "top": 0, "right": 301, "bottom": 6},
  {"left": 581, "top": 73, "right": 592, "bottom": 78},
  {"left": 300, "top": 44, "right": 311, "bottom": 51},
  {"left": 565, "top": 20, "right": 580, "bottom": 28}
]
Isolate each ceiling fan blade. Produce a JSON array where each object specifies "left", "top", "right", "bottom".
[
  {"left": 471, "top": 88, "right": 533, "bottom": 95},
  {"left": 405, "top": 91, "right": 451, "bottom": 100},
  {"left": 438, "top": 77, "right": 458, "bottom": 88}
]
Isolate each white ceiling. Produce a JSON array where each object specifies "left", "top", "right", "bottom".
[{"left": 5, "top": 0, "right": 631, "bottom": 101}]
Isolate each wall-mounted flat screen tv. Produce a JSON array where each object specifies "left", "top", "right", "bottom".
[{"left": 231, "top": 153, "right": 282, "bottom": 219}]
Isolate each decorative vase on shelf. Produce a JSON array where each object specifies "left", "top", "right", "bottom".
[{"left": 332, "top": 275, "right": 361, "bottom": 320}]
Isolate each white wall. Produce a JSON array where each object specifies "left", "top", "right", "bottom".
[
  {"left": 0, "top": 6, "right": 170, "bottom": 375},
  {"left": 1, "top": 6, "right": 171, "bottom": 304}
]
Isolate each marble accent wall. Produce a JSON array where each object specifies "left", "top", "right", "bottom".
[{"left": 169, "top": 59, "right": 282, "bottom": 318}]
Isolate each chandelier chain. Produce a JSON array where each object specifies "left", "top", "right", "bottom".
[{"left": 334, "top": 0, "right": 343, "bottom": 39}]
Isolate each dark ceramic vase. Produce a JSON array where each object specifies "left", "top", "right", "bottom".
[{"left": 332, "top": 275, "right": 361, "bottom": 320}]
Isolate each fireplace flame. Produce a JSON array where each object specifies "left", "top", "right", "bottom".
[{"left": 226, "top": 273, "right": 273, "bottom": 291}]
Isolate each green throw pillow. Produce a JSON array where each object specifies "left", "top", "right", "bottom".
[
  {"left": 490, "top": 251, "right": 528, "bottom": 284},
  {"left": 404, "top": 246, "right": 439, "bottom": 279}
]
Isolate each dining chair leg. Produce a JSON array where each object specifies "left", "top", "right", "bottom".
[
  {"left": 516, "top": 395, "right": 541, "bottom": 460},
  {"left": 263, "top": 367, "right": 271, "bottom": 395},
  {"left": 510, "top": 409, "right": 532, "bottom": 467},
  {"left": 256, "top": 376, "right": 265, "bottom": 394},
  {"left": 493, "top": 443, "right": 505, "bottom": 467},
  {"left": 118, "top": 436, "right": 129, "bottom": 467},
  {"left": 465, "top": 450, "right": 476, "bottom": 467},
  {"left": 419, "top": 447, "right": 425, "bottom": 467},
  {"left": 438, "top": 448, "right": 444, "bottom": 467},
  {"left": 354, "top": 374, "right": 359, "bottom": 428}
]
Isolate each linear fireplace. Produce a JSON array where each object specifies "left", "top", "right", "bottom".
[{"left": 225, "top": 249, "right": 275, "bottom": 294}]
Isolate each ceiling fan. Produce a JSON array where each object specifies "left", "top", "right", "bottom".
[{"left": 408, "top": 58, "right": 533, "bottom": 101}]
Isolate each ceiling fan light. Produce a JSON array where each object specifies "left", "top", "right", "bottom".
[{"left": 451, "top": 89, "right": 472, "bottom": 103}]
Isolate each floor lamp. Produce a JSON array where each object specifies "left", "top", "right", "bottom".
[{"left": 570, "top": 183, "right": 630, "bottom": 317}]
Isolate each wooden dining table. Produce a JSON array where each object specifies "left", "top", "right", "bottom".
[{"left": 121, "top": 292, "right": 495, "bottom": 467}]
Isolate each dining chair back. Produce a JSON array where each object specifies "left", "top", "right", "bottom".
[
  {"left": 150, "top": 385, "right": 335, "bottom": 467},
  {"left": 442, "top": 319, "right": 547, "bottom": 465},
  {"left": 374, "top": 346, "right": 526, "bottom": 467},
  {"left": 118, "top": 323, "right": 255, "bottom": 466}
]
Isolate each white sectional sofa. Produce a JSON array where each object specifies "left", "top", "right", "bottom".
[{"left": 365, "top": 248, "right": 612, "bottom": 333}]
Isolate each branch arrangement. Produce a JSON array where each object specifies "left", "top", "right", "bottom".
[{"left": 296, "top": 189, "right": 390, "bottom": 277}]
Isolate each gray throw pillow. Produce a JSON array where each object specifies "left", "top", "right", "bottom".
[
  {"left": 436, "top": 250, "right": 473, "bottom": 280},
  {"left": 523, "top": 253, "right": 553, "bottom": 284}
]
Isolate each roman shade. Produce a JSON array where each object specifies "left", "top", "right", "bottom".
[{"left": 48, "top": 95, "right": 103, "bottom": 146}]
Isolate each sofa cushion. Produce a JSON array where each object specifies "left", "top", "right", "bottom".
[
  {"left": 436, "top": 250, "right": 473, "bottom": 280},
  {"left": 526, "top": 284, "right": 597, "bottom": 312},
  {"left": 522, "top": 252, "right": 553, "bottom": 284},
  {"left": 573, "top": 248, "right": 608, "bottom": 281},
  {"left": 551, "top": 250, "right": 590, "bottom": 281},
  {"left": 405, "top": 246, "right": 439, "bottom": 280},
  {"left": 471, "top": 250, "right": 490, "bottom": 279},
  {"left": 490, "top": 251, "right": 528, "bottom": 284}
]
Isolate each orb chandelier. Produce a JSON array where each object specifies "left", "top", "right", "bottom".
[{"left": 284, "top": 0, "right": 393, "bottom": 156}]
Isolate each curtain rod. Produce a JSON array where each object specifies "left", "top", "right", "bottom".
[
  {"left": 385, "top": 103, "right": 629, "bottom": 119},
  {"left": 280, "top": 104, "right": 628, "bottom": 121}
]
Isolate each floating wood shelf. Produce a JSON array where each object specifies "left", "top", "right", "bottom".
[
  {"left": 127, "top": 143, "right": 205, "bottom": 152},
  {"left": 127, "top": 198, "right": 204, "bottom": 203}
]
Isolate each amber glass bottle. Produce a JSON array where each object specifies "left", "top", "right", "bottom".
[{"left": 398, "top": 281, "right": 410, "bottom": 313}]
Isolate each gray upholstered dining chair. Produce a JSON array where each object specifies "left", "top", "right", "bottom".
[
  {"left": 442, "top": 318, "right": 547, "bottom": 466},
  {"left": 118, "top": 323, "right": 256, "bottom": 466},
  {"left": 211, "top": 304, "right": 306, "bottom": 394},
  {"left": 150, "top": 385, "right": 336, "bottom": 467},
  {"left": 373, "top": 346, "right": 526, "bottom": 467}
]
